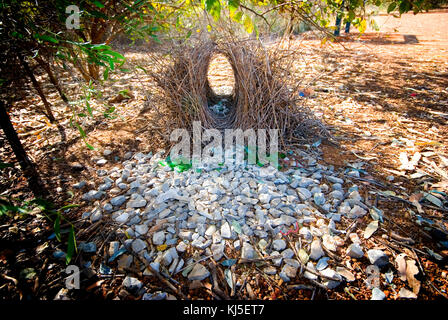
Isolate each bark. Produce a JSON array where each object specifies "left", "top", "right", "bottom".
[
  {"left": 35, "top": 56, "right": 69, "bottom": 104},
  {"left": 17, "top": 53, "right": 56, "bottom": 123},
  {"left": 0, "top": 101, "right": 47, "bottom": 197}
]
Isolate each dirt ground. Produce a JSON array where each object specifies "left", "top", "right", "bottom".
[{"left": 0, "top": 10, "right": 447, "bottom": 300}]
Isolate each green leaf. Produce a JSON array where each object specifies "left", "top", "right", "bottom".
[
  {"left": 243, "top": 14, "right": 254, "bottom": 34},
  {"left": 387, "top": 2, "right": 397, "bottom": 13},
  {"left": 75, "top": 123, "right": 86, "bottom": 138},
  {"left": 228, "top": 0, "right": 239, "bottom": 13},
  {"left": 206, "top": 0, "right": 221, "bottom": 21},
  {"left": 231, "top": 11, "right": 243, "bottom": 23},
  {"left": 92, "top": 0, "right": 105, "bottom": 8},
  {"left": 59, "top": 204, "right": 80, "bottom": 211},
  {"left": 86, "top": 101, "right": 93, "bottom": 116},
  {"left": 54, "top": 215, "right": 61, "bottom": 242},
  {"left": 399, "top": 0, "right": 411, "bottom": 14},
  {"left": 0, "top": 162, "right": 13, "bottom": 169},
  {"left": 136, "top": 65, "right": 148, "bottom": 73},
  {"left": 103, "top": 67, "right": 109, "bottom": 80},
  {"left": 85, "top": 141, "right": 95, "bottom": 150},
  {"left": 66, "top": 225, "right": 77, "bottom": 265},
  {"left": 35, "top": 34, "right": 59, "bottom": 44}
]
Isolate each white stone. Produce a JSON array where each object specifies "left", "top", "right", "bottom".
[
  {"left": 272, "top": 239, "right": 286, "bottom": 251},
  {"left": 310, "top": 239, "right": 325, "bottom": 260},
  {"left": 153, "top": 231, "right": 165, "bottom": 245},
  {"left": 346, "top": 243, "right": 364, "bottom": 259},
  {"left": 220, "top": 222, "right": 232, "bottom": 239},
  {"left": 132, "top": 239, "right": 147, "bottom": 253},
  {"left": 188, "top": 263, "right": 210, "bottom": 281}
]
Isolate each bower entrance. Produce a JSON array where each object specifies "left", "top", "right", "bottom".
[
  {"left": 150, "top": 39, "right": 329, "bottom": 146},
  {"left": 206, "top": 53, "right": 235, "bottom": 119}
]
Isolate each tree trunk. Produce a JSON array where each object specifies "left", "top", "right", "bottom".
[
  {"left": 17, "top": 54, "right": 56, "bottom": 123},
  {"left": 0, "top": 101, "right": 47, "bottom": 197},
  {"left": 35, "top": 57, "right": 70, "bottom": 104}
]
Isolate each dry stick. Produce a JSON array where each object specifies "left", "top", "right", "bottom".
[
  {"left": 230, "top": 264, "right": 237, "bottom": 297},
  {"left": 176, "top": 254, "right": 214, "bottom": 273},
  {"left": 17, "top": 53, "right": 56, "bottom": 122},
  {"left": 208, "top": 261, "right": 230, "bottom": 300}
]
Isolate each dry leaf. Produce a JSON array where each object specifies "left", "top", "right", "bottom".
[
  {"left": 364, "top": 220, "right": 379, "bottom": 239},
  {"left": 396, "top": 253, "right": 407, "bottom": 281},
  {"left": 399, "top": 287, "right": 417, "bottom": 299},
  {"left": 409, "top": 193, "right": 424, "bottom": 214},
  {"left": 406, "top": 259, "right": 421, "bottom": 294}
]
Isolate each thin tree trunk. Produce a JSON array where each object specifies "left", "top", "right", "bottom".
[
  {"left": 0, "top": 101, "right": 47, "bottom": 197},
  {"left": 35, "top": 57, "right": 70, "bottom": 104},
  {"left": 17, "top": 53, "right": 56, "bottom": 123}
]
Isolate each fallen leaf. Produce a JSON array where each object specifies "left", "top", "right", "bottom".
[
  {"left": 364, "top": 220, "right": 379, "bottom": 239},
  {"left": 395, "top": 253, "right": 407, "bottom": 281},
  {"left": 406, "top": 259, "right": 421, "bottom": 294},
  {"left": 399, "top": 287, "right": 417, "bottom": 299},
  {"left": 298, "top": 249, "right": 309, "bottom": 264},
  {"left": 409, "top": 193, "right": 424, "bottom": 213}
]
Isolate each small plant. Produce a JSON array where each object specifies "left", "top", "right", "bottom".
[{"left": 0, "top": 196, "right": 78, "bottom": 265}]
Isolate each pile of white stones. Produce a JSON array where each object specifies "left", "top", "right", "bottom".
[{"left": 77, "top": 150, "right": 389, "bottom": 290}]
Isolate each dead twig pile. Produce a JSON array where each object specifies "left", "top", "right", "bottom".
[{"left": 148, "top": 37, "right": 330, "bottom": 147}]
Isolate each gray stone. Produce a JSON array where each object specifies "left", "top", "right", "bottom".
[
  {"left": 82, "top": 190, "right": 104, "bottom": 201},
  {"left": 241, "top": 242, "right": 255, "bottom": 260},
  {"left": 281, "top": 264, "right": 297, "bottom": 280},
  {"left": 127, "top": 194, "right": 147, "bottom": 208},
  {"left": 348, "top": 205, "right": 367, "bottom": 219},
  {"left": 320, "top": 268, "right": 343, "bottom": 289},
  {"left": 122, "top": 276, "right": 142, "bottom": 293},
  {"left": 111, "top": 195, "right": 127, "bottom": 206},
  {"left": 310, "top": 239, "right": 325, "bottom": 260},
  {"left": 135, "top": 224, "right": 148, "bottom": 237},
  {"left": 263, "top": 266, "right": 277, "bottom": 275},
  {"left": 176, "top": 241, "right": 187, "bottom": 253},
  {"left": 90, "top": 208, "right": 102, "bottom": 222},
  {"left": 346, "top": 243, "right": 364, "bottom": 259},
  {"left": 179, "top": 230, "right": 193, "bottom": 241},
  {"left": 313, "top": 192, "right": 325, "bottom": 205},
  {"left": 211, "top": 242, "right": 225, "bottom": 261},
  {"left": 220, "top": 222, "right": 232, "bottom": 239},
  {"left": 132, "top": 239, "right": 147, "bottom": 253},
  {"left": 79, "top": 242, "right": 97, "bottom": 253},
  {"left": 281, "top": 248, "right": 294, "bottom": 259},
  {"left": 188, "top": 263, "right": 210, "bottom": 281},
  {"left": 303, "top": 262, "right": 318, "bottom": 280},
  {"left": 97, "top": 159, "right": 107, "bottom": 166},
  {"left": 371, "top": 287, "right": 386, "bottom": 300},
  {"left": 153, "top": 231, "right": 165, "bottom": 246},
  {"left": 115, "top": 212, "right": 129, "bottom": 223},
  {"left": 259, "top": 193, "right": 271, "bottom": 204},
  {"left": 272, "top": 239, "right": 287, "bottom": 251},
  {"left": 367, "top": 249, "right": 389, "bottom": 268},
  {"left": 73, "top": 181, "right": 86, "bottom": 189},
  {"left": 296, "top": 188, "right": 312, "bottom": 201},
  {"left": 326, "top": 176, "right": 344, "bottom": 184}
]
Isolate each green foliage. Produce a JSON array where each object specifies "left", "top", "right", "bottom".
[{"left": 0, "top": 196, "right": 79, "bottom": 264}]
